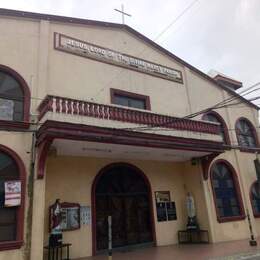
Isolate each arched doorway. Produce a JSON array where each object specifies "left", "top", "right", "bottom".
[{"left": 92, "top": 163, "right": 155, "bottom": 253}]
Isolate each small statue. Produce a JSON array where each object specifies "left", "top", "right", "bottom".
[
  {"left": 186, "top": 192, "right": 199, "bottom": 230},
  {"left": 49, "top": 199, "right": 63, "bottom": 246},
  {"left": 51, "top": 199, "right": 62, "bottom": 233}
]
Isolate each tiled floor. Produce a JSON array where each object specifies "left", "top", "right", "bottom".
[{"left": 76, "top": 239, "right": 260, "bottom": 260}]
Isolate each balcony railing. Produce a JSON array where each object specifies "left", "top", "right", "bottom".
[{"left": 38, "top": 95, "right": 220, "bottom": 135}]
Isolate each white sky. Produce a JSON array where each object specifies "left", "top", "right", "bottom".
[{"left": 1, "top": 0, "right": 260, "bottom": 104}]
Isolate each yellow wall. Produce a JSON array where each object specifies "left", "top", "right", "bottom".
[
  {"left": 42, "top": 144, "right": 260, "bottom": 260},
  {"left": 182, "top": 162, "right": 211, "bottom": 233},
  {"left": 0, "top": 13, "right": 259, "bottom": 260},
  {"left": 0, "top": 132, "right": 32, "bottom": 260},
  {"left": 203, "top": 151, "right": 256, "bottom": 243},
  {"left": 44, "top": 155, "right": 194, "bottom": 258},
  {"left": 46, "top": 23, "right": 190, "bottom": 117},
  {"left": 0, "top": 15, "right": 258, "bottom": 132}
]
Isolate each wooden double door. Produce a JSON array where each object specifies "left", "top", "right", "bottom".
[{"left": 95, "top": 164, "right": 154, "bottom": 251}]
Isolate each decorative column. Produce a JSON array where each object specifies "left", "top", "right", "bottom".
[{"left": 30, "top": 171, "right": 47, "bottom": 260}]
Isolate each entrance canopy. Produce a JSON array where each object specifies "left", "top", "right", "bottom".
[
  {"left": 52, "top": 139, "right": 212, "bottom": 162},
  {"left": 36, "top": 120, "right": 225, "bottom": 179}
]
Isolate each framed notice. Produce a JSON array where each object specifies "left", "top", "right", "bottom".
[
  {"left": 80, "top": 206, "right": 91, "bottom": 225},
  {"left": 0, "top": 98, "right": 14, "bottom": 121},
  {"left": 156, "top": 202, "right": 167, "bottom": 222},
  {"left": 166, "top": 202, "right": 177, "bottom": 221},
  {"left": 155, "top": 191, "right": 177, "bottom": 222},
  {"left": 4, "top": 180, "right": 21, "bottom": 207},
  {"left": 155, "top": 191, "right": 171, "bottom": 203},
  {"left": 49, "top": 202, "right": 80, "bottom": 231}
]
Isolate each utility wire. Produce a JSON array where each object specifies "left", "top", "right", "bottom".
[
  {"left": 2, "top": 80, "right": 260, "bottom": 108},
  {"left": 154, "top": 0, "right": 200, "bottom": 42},
  {"left": 92, "top": 0, "right": 201, "bottom": 100},
  {"left": 2, "top": 85, "right": 260, "bottom": 133},
  {"left": 2, "top": 78, "right": 260, "bottom": 134},
  {"left": 120, "top": 89, "right": 260, "bottom": 132},
  {"left": 211, "top": 82, "right": 260, "bottom": 111}
]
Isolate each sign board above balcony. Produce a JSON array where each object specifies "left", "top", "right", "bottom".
[{"left": 54, "top": 32, "right": 183, "bottom": 83}]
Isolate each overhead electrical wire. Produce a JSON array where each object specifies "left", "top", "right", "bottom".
[
  {"left": 92, "top": 0, "right": 201, "bottom": 100},
  {"left": 1, "top": 1, "right": 260, "bottom": 134},
  {"left": 153, "top": 0, "right": 200, "bottom": 42},
  {"left": 118, "top": 82, "right": 260, "bottom": 132},
  {"left": 1, "top": 81, "right": 260, "bottom": 135},
  {"left": 2, "top": 80, "right": 260, "bottom": 113},
  {"left": 1, "top": 2, "right": 259, "bottom": 154}
]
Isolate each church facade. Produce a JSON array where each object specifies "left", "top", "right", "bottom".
[{"left": 0, "top": 8, "right": 260, "bottom": 260}]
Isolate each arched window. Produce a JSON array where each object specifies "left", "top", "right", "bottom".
[
  {"left": 0, "top": 145, "right": 25, "bottom": 250},
  {"left": 202, "top": 112, "right": 230, "bottom": 144},
  {"left": 235, "top": 118, "right": 258, "bottom": 148},
  {"left": 210, "top": 160, "right": 245, "bottom": 222},
  {"left": 250, "top": 181, "right": 260, "bottom": 217},
  {"left": 0, "top": 65, "right": 30, "bottom": 125}
]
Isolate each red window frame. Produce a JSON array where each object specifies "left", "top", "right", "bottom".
[
  {"left": 110, "top": 88, "right": 151, "bottom": 110},
  {"left": 210, "top": 159, "right": 245, "bottom": 223},
  {"left": 250, "top": 181, "right": 260, "bottom": 218},
  {"left": 0, "top": 65, "right": 31, "bottom": 129},
  {"left": 202, "top": 111, "right": 230, "bottom": 145},
  {"left": 235, "top": 117, "right": 259, "bottom": 152},
  {"left": 0, "top": 144, "right": 26, "bottom": 251}
]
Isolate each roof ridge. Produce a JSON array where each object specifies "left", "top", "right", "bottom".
[{"left": 0, "top": 7, "right": 124, "bottom": 28}]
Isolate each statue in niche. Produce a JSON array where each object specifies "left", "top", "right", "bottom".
[
  {"left": 186, "top": 192, "right": 199, "bottom": 230},
  {"left": 49, "top": 199, "right": 63, "bottom": 246}
]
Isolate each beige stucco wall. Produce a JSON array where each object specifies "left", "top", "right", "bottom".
[
  {"left": 43, "top": 151, "right": 260, "bottom": 259},
  {"left": 0, "top": 132, "right": 32, "bottom": 260},
  {"left": 0, "top": 13, "right": 259, "bottom": 260},
  {"left": 44, "top": 155, "right": 194, "bottom": 259},
  {"left": 204, "top": 152, "right": 249, "bottom": 242},
  {"left": 0, "top": 17, "right": 40, "bottom": 112},
  {"left": 182, "top": 162, "right": 211, "bottom": 233},
  {"left": 233, "top": 151, "right": 260, "bottom": 237},
  {"left": 0, "top": 15, "right": 258, "bottom": 134},
  {"left": 200, "top": 149, "right": 260, "bottom": 244},
  {"left": 0, "top": 17, "right": 38, "bottom": 258},
  {"left": 46, "top": 22, "right": 190, "bottom": 117}
]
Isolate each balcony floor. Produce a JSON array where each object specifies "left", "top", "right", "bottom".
[{"left": 78, "top": 239, "right": 260, "bottom": 260}]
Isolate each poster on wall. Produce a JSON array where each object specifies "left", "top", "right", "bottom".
[
  {"left": 58, "top": 203, "right": 80, "bottom": 231},
  {"left": 4, "top": 181, "right": 21, "bottom": 207},
  {"left": 155, "top": 191, "right": 177, "bottom": 222},
  {"left": 155, "top": 191, "right": 170, "bottom": 203},
  {"left": 166, "top": 202, "right": 177, "bottom": 221},
  {"left": 156, "top": 202, "right": 167, "bottom": 222},
  {"left": 80, "top": 206, "right": 91, "bottom": 225},
  {"left": 0, "top": 98, "right": 14, "bottom": 121}
]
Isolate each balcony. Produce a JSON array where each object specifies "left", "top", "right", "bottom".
[
  {"left": 37, "top": 95, "right": 221, "bottom": 142},
  {"left": 36, "top": 95, "right": 225, "bottom": 179}
]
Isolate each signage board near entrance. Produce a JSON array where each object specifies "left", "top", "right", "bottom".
[
  {"left": 155, "top": 191, "right": 177, "bottom": 222},
  {"left": 166, "top": 202, "right": 177, "bottom": 221},
  {"left": 156, "top": 202, "right": 167, "bottom": 222},
  {"left": 54, "top": 32, "right": 183, "bottom": 83},
  {"left": 155, "top": 191, "right": 170, "bottom": 203},
  {"left": 80, "top": 206, "right": 91, "bottom": 225},
  {"left": 156, "top": 202, "right": 177, "bottom": 222}
]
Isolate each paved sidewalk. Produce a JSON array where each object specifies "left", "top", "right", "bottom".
[{"left": 77, "top": 239, "right": 260, "bottom": 260}]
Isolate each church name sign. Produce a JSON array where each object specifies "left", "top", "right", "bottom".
[{"left": 54, "top": 33, "right": 183, "bottom": 83}]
